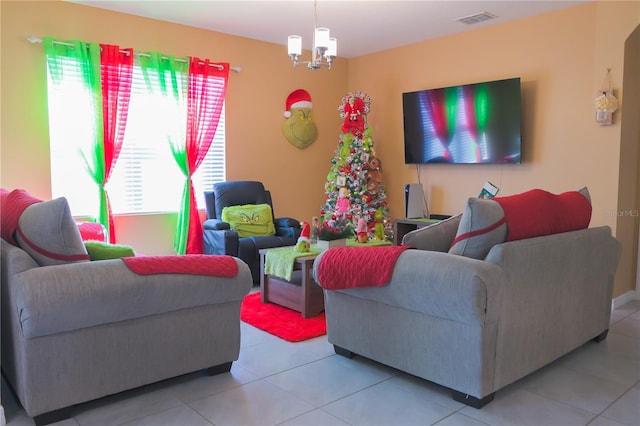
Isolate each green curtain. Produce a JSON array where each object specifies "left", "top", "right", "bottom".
[
  {"left": 139, "top": 52, "right": 190, "bottom": 254},
  {"left": 44, "top": 38, "right": 108, "bottom": 238}
]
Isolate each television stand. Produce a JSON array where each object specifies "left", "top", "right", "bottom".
[{"left": 393, "top": 215, "right": 451, "bottom": 245}]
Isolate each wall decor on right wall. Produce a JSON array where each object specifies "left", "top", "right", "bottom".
[{"left": 594, "top": 68, "right": 619, "bottom": 126}]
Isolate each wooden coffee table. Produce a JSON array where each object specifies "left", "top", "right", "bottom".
[{"left": 259, "top": 248, "right": 324, "bottom": 318}]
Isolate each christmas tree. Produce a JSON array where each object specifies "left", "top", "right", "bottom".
[{"left": 318, "top": 92, "right": 392, "bottom": 241}]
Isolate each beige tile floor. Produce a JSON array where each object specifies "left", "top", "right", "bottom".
[{"left": 3, "top": 300, "right": 639, "bottom": 426}]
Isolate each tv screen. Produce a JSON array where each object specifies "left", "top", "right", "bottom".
[{"left": 402, "top": 77, "right": 522, "bottom": 164}]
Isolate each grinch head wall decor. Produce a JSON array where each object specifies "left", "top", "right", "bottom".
[{"left": 282, "top": 89, "right": 318, "bottom": 149}]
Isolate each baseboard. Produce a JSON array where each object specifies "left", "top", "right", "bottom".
[{"left": 612, "top": 290, "right": 638, "bottom": 310}]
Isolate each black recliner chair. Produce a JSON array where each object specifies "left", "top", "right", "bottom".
[{"left": 203, "top": 181, "right": 301, "bottom": 284}]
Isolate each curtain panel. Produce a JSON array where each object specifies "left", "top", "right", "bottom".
[
  {"left": 180, "top": 58, "right": 229, "bottom": 255},
  {"left": 44, "top": 37, "right": 229, "bottom": 253},
  {"left": 99, "top": 44, "right": 134, "bottom": 243}
]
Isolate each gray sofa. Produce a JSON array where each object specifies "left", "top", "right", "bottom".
[
  {"left": 1, "top": 239, "right": 252, "bottom": 425},
  {"left": 313, "top": 190, "right": 621, "bottom": 408}
]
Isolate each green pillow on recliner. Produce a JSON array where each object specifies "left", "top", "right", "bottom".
[{"left": 221, "top": 204, "right": 276, "bottom": 238}]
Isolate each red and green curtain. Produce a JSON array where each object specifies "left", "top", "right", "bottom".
[
  {"left": 44, "top": 38, "right": 133, "bottom": 243},
  {"left": 180, "top": 58, "right": 229, "bottom": 254},
  {"left": 44, "top": 38, "right": 228, "bottom": 253},
  {"left": 139, "top": 53, "right": 229, "bottom": 254}
]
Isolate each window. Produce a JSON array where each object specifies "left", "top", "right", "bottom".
[{"left": 47, "top": 56, "right": 225, "bottom": 218}]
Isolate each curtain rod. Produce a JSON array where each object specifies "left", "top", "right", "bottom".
[{"left": 27, "top": 36, "right": 241, "bottom": 73}]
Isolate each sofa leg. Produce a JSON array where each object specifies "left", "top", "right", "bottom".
[
  {"left": 334, "top": 345, "right": 356, "bottom": 359},
  {"left": 206, "top": 361, "right": 233, "bottom": 376},
  {"left": 33, "top": 406, "right": 73, "bottom": 426},
  {"left": 593, "top": 329, "right": 609, "bottom": 342},
  {"left": 452, "top": 390, "right": 495, "bottom": 408}
]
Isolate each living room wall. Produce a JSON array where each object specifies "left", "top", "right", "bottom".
[
  {"left": 1, "top": 1, "right": 638, "bottom": 298},
  {"left": 347, "top": 1, "right": 639, "bottom": 299},
  {"left": 0, "top": 0, "right": 348, "bottom": 254}
]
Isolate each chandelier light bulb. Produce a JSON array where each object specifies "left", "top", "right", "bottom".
[
  {"left": 326, "top": 37, "right": 337, "bottom": 58},
  {"left": 288, "top": 35, "right": 302, "bottom": 57},
  {"left": 314, "top": 27, "right": 330, "bottom": 50}
]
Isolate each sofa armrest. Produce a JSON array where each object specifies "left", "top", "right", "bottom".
[
  {"left": 274, "top": 217, "right": 301, "bottom": 239},
  {"left": 274, "top": 217, "right": 300, "bottom": 228},
  {"left": 483, "top": 226, "right": 621, "bottom": 338},
  {"left": 13, "top": 258, "right": 252, "bottom": 339},
  {"left": 314, "top": 249, "right": 503, "bottom": 326},
  {"left": 203, "top": 225, "right": 239, "bottom": 256},
  {"left": 203, "top": 218, "right": 230, "bottom": 230}
]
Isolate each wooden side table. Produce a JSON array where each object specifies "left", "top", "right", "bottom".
[{"left": 259, "top": 248, "right": 324, "bottom": 318}]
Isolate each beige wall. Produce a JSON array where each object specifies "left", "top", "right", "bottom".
[
  {"left": 348, "top": 1, "right": 639, "bottom": 298},
  {"left": 1, "top": 1, "right": 638, "bottom": 297}
]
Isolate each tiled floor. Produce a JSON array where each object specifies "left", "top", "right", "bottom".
[{"left": 3, "top": 299, "right": 639, "bottom": 426}]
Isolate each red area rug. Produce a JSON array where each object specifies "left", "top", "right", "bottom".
[{"left": 240, "top": 292, "right": 326, "bottom": 342}]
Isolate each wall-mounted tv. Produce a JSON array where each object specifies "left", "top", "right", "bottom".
[{"left": 402, "top": 77, "right": 522, "bottom": 164}]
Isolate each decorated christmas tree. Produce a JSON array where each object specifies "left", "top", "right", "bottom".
[{"left": 318, "top": 92, "right": 392, "bottom": 241}]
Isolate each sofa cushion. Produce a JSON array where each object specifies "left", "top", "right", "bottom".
[
  {"left": 15, "top": 197, "right": 90, "bottom": 266},
  {"left": 401, "top": 214, "right": 462, "bottom": 251},
  {"left": 221, "top": 203, "right": 276, "bottom": 238},
  {"left": 450, "top": 188, "right": 591, "bottom": 259},
  {"left": 84, "top": 241, "right": 135, "bottom": 260}
]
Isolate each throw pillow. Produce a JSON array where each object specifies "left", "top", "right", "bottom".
[
  {"left": 76, "top": 221, "right": 107, "bottom": 242},
  {"left": 15, "top": 197, "right": 90, "bottom": 266},
  {"left": 84, "top": 241, "right": 136, "bottom": 260},
  {"left": 221, "top": 204, "right": 276, "bottom": 238},
  {"left": 449, "top": 198, "right": 508, "bottom": 259},
  {"left": 449, "top": 188, "right": 592, "bottom": 260},
  {"left": 401, "top": 214, "right": 462, "bottom": 252}
]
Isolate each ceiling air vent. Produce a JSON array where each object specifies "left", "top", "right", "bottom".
[{"left": 457, "top": 11, "right": 498, "bottom": 25}]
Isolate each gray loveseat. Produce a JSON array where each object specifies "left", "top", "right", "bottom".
[
  {"left": 313, "top": 189, "right": 622, "bottom": 408},
  {"left": 0, "top": 190, "right": 252, "bottom": 425}
]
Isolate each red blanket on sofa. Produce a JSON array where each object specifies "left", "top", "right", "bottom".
[
  {"left": 122, "top": 255, "right": 239, "bottom": 277},
  {"left": 316, "top": 246, "right": 409, "bottom": 290}
]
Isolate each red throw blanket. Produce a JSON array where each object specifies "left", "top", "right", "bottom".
[
  {"left": 122, "top": 255, "right": 238, "bottom": 277},
  {"left": 493, "top": 189, "right": 592, "bottom": 242},
  {"left": 0, "top": 189, "right": 42, "bottom": 245},
  {"left": 316, "top": 246, "right": 410, "bottom": 290}
]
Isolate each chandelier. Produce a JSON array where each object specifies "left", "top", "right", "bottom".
[{"left": 287, "top": 0, "right": 337, "bottom": 70}]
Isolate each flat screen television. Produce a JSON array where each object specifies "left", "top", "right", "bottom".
[{"left": 402, "top": 77, "right": 522, "bottom": 164}]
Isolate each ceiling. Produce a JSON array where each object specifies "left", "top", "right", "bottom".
[{"left": 67, "top": 0, "right": 589, "bottom": 58}]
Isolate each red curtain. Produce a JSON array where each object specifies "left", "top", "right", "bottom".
[
  {"left": 183, "top": 58, "right": 229, "bottom": 254},
  {"left": 100, "top": 44, "right": 133, "bottom": 242}
]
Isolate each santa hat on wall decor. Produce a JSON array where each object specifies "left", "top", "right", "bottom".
[{"left": 284, "top": 89, "right": 313, "bottom": 117}]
